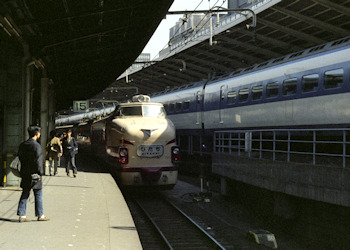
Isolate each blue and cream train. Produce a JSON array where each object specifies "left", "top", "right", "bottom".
[{"left": 151, "top": 36, "right": 350, "bottom": 154}]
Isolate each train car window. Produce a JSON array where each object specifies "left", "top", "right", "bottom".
[
  {"left": 175, "top": 102, "right": 182, "bottom": 112},
  {"left": 238, "top": 88, "right": 249, "bottom": 102},
  {"left": 302, "top": 74, "right": 319, "bottom": 92},
  {"left": 252, "top": 85, "right": 263, "bottom": 100},
  {"left": 143, "top": 105, "right": 166, "bottom": 117},
  {"left": 183, "top": 101, "right": 190, "bottom": 111},
  {"left": 120, "top": 106, "right": 142, "bottom": 116},
  {"left": 324, "top": 68, "right": 344, "bottom": 89},
  {"left": 266, "top": 82, "right": 279, "bottom": 98},
  {"left": 282, "top": 78, "right": 297, "bottom": 95},
  {"left": 227, "top": 91, "right": 237, "bottom": 105},
  {"left": 168, "top": 103, "right": 175, "bottom": 113}
]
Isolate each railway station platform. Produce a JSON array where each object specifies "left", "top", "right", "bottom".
[{"left": 0, "top": 157, "right": 142, "bottom": 249}]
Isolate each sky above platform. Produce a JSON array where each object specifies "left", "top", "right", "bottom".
[{"left": 142, "top": 0, "right": 228, "bottom": 59}]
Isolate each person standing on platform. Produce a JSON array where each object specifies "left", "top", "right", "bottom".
[
  {"left": 58, "top": 132, "right": 67, "bottom": 168},
  {"left": 62, "top": 129, "right": 78, "bottom": 177},
  {"left": 17, "top": 125, "right": 50, "bottom": 222},
  {"left": 46, "top": 130, "right": 62, "bottom": 176}
]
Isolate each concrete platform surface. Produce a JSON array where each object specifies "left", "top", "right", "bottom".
[{"left": 0, "top": 167, "right": 142, "bottom": 249}]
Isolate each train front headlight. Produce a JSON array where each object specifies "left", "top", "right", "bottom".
[
  {"left": 172, "top": 147, "right": 180, "bottom": 155},
  {"left": 118, "top": 147, "right": 128, "bottom": 164},
  {"left": 171, "top": 146, "right": 180, "bottom": 163},
  {"left": 119, "top": 148, "right": 128, "bottom": 157}
]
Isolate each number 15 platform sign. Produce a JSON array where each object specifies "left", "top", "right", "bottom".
[{"left": 73, "top": 100, "right": 89, "bottom": 112}]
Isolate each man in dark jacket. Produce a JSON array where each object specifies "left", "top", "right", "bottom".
[
  {"left": 62, "top": 129, "right": 78, "bottom": 177},
  {"left": 17, "top": 125, "right": 50, "bottom": 222}
]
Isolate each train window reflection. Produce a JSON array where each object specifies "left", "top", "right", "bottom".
[
  {"left": 324, "top": 68, "right": 343, "bottom": 89},
  {"left": 266, "top": 82, "right": 279, "bottom": 98},
  {"left": 283, "top": 78, "right": 297, "bottom": 95},
  {"left": 238, "top": 88, "right": 249, "bottom": 102},
  {"left": 143, "top": 105, "right": 166, "bottom": 117},
  {"left": 302, "top": 74, "right": 319, "bottom": 92},
  {"left": 227, "top": 91, "right": 237, "bottom": 104},
  {"left": 252, "top": 85, "right": 263, "bottom": 100}
]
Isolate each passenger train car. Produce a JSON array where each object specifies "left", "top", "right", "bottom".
[
  {"left": 151, "top": 36, "right": 350, "bottom": 155},
  {"left": 90, "top": 95, "right": 180, "bottom": 188}
]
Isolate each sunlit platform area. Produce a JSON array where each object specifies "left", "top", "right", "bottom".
[{"left": 0, "top": 158, "right": 141, "bottom": 249}]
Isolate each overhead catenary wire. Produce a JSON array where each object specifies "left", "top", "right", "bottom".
[
  {"left": 162, "top": 0, "right": 227, "bottom": 59},
  {"left": 150, "top": 0, "right": 205, "bottom": 62}
]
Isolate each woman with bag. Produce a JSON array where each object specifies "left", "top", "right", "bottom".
[{"left": 46, "top": 130, "right": 62, "bottom": 176}]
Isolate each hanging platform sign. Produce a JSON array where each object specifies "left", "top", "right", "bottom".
[{"left": 73, "top": 100, "right": 89, "bottom": 112}]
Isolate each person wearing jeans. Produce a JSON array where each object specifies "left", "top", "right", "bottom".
[
  {"left": 18, "top": 189, "right": 43, "bottom": 218},
  {"left": 17, "top": 125, "right": 50, "bottom": 222}
]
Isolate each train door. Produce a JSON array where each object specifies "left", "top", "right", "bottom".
[{"left": 219, "top": 85, "right": 226, "bottom": 124}]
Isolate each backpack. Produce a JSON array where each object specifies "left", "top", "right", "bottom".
[{"left": 9, "top": 156, "right": 21, "bottom": 177}]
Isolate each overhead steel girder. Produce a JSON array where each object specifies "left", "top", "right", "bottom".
[
  {"left": 142, "top": 67, "right": 186, "bottom": 86},
  {"left": 15, "top": 7, "right": 133, "bottom": 27},
  {"left": 191, "top": 46, "right": 245, "bottom": 70},
  {"left": 181, "top": 53, "right": 233, "bottom": 73},
  {"left": 312, "top": 0, "right": 350, "bottom": 16},
  {"left": 258, "top": 18, "right": 326, "bottom": 45},
  {"left": 50, "top": 45, "right": 126, "bottom": 64},
  {"left": 130, "top": 67, "right": 166, "bottom": 85},
  {"left": 219, "top": 35, "right": 283, "bottom": 59},
  {"left": 40, "top": 26, "right": 127, "bottom": 51},
  {"left": 272, "top": 6, "right": 349, "bottom": 38},
  {"left": 47, "top": 37, "right": 125, "bottom": 54},
  {"left": 155, "top": 63, "right": 194, "bottom": 82},
  {"left": 208, "top": 43, "right": 264, "bottom": 65},
  {"left": 236, "top": 28, "right": 303, "bottom": 52},
  {"left": 174, "top": 58, "right": 210, "bottom": 76},
  {"left": 159, "top": 59, "right": 205, "bottom": 80}
]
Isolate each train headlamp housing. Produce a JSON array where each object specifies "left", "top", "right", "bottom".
[
  {"left": 119, "top": 148, "right": 128, "bottom": 157},
  {"left": 171, "top": 146, "right": 180, "bottom": 163},
  {"left": 172, "top": 147, "right": 180, "bottom": 155},
  {"left": 118, "top": 147, "right": 128, "bottom": 164}
]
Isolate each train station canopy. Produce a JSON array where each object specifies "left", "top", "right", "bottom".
[
  {"left": 0, "top": 0, "right": 173, "bottom": 110},
  {"left": 103, "top": 0, "right": 350, "bottom": 102}
]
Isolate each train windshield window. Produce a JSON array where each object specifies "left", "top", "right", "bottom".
[
  {"left": 302, "top": 74, "right": 319, "bottom": 92},
  {"left": 119, "top": 106, "right": 142, "bottom": 116},
  {"left": 252, "top": 85, "right": 263, "bottom": 100},
  {"left": 283, "top": 78, "right": 297, "bottom": 95},
  {"left": 238, "top": 88, "right": 249, "bottom": 102},
  {"left": 324, "top": 69, "right": 344, "bottom": 89},
  {"left": 142, "top": 105, "right": 166, "bottom": 117},
  {"left": 227, "top": 91, "right": 237, "bottom": 104},
  {"left": 266, "top": 82, "right": 279, "bottom": 98}
]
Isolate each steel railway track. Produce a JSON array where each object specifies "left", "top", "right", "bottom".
[{"left": 128, "top": 193, "right": 225, "bottom": 250}]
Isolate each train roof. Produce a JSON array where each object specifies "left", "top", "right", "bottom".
[{"left": 150, "top": 36, "right": 350, "bottom": 97}]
